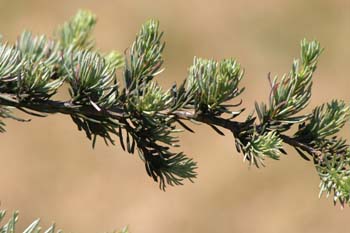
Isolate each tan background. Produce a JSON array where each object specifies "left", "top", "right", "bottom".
[{"left": 0, "top": 0, "right": 350, "bottom": 232}]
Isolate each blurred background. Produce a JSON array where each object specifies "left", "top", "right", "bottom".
[{"left": 0, "top": 0, "right": 349, "bottom": 232}]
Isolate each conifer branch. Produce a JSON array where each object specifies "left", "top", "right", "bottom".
[
  {"left": 0, "top": 208, "right": 129, "bottom": 233},
  {"left": 0, "top": 10, "right": 349, "bottom": 206}
]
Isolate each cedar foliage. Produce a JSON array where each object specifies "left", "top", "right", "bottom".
[{"left": 1, "top": 10, "right": 350, "bottom": 232}]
